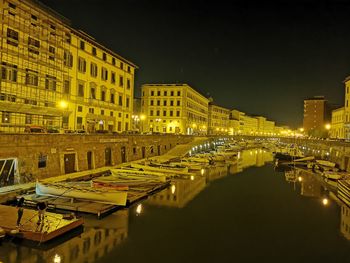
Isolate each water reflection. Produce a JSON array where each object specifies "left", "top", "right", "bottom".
[
  {"left": 281, "top": 168, "right": 350, "bottom": 241},
  {"left": 229, "top": 149, "right": 273, "bottom": 174},
  {"left": 0, "top": 210, "right": 129, "bottom": 263}
]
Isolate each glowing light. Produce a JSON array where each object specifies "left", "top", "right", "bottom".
[
  {"left": 171, "top": 184, "right": 176, "bottom": 194},
  {"left": 140, "top": 114, "right": 146, "bottom": 120},
  {"left": 325, "top": 124, "right": 331, "bottom": 130},
  {"left": 53, "top": 254, "right": 61, "bottom": 263},
  {"left": 136, "top": 204, "right": 143, "bottom": 215},
  {"left": 190, "top": 175, "right": 194, "bottom": 180},
  {"left": 298, "top": 176, "right": 302, "bottom": 182},
  {"left": 201, "top": 168, "right": 205, "bottom": 175},
  {"left": 59, "top": 100, "right": 68, "bottom": 109},
  {"left": 322, "top": 198, "right": 329, "bottom": 206}
]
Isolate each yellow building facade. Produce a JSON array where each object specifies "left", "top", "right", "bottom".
[
  {"left": 0, "top": 0, "right": 136, "bottom": 133},
  {"left": 330, "top": 107, "right": 344, "bottom": 139},
  {"left": 141, "top": 84, "right": 209, "bottom": 135},
  {"left": 208, "top": 103, "right": 230, "bottom": 135}
]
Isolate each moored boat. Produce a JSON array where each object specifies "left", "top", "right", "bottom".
[{"left": 35, "top": 182, "right": 128, "bottom": 206}]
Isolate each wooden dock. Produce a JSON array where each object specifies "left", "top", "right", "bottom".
[
  {"left": 0, "top": 205, "right": 83, "bottom": 243},
  {"left": 19, "top": 181, "right": 170, "bottom": 218}
]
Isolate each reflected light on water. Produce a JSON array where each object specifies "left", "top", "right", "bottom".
[
  {"left": 171, "top": 184, "right": 176, "bottom": 194},
  {"left": 53, "top": 254, "right": 61, "bottom": 263},
  {"left": 322, "top": 198, "right": 329, "bottom": 206},
  {"left": 136, "top": 204, "right": 143, "bottom": 215}
]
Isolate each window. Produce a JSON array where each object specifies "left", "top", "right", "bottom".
[
  {"left": 150, "top": 110, "right": 153, "bottom": 116},
  {"left": 163, "top": 110, "right": 167, "bottom": 116},
  {"left": 119, "top": 76, "right": 124, "bottom": 87},
  {"left": 125, "top": 122, "right": 129, "bottom": 131},
  {"left": 164, "top": 91, "right": 167, "bottom": 96},
  {"left": 111, "top": 72, "right": 116, "bottom": 84},
  {"left": 25, "top": 114, "right": 32, "bottom": 124},
  {"left": 48, "top": 46, "right": 55, "bottom": 60},
  {"left": 80, "top": 41, "right": 85, "bottom": 50},
  {"left": 78, "top": 106, "right": 83, "bottom": 112},
  {"left": 77, "top": 117, "right": 83, "bottom": 129},
  {"left": 110, "top": 111, "right": 114, "bottom": 117},
  {"left": 151, "top": 91, "right": 154, "bottom": 96},
  {"left": 127, "top": 66, "right": 131, "bottom": 72},
  {"left": 157, "top": 100, "right": 160, "bottom": 106},
  {"left": 118, "top": 113, "right": 122, "bottom": 117},
  {"left": 65, "top": 33, "right": 71, "bottom": 44},
  {"left": 89, "top": 108, "right": 94, "bottom": 114},
  {"left": 78, "top": 57, "right": 86, "bottom": 73},
  {"left": 176, "top": 111, "right": 180, "bottom": 117},
  {"left": 177, "top": 100, "right": 180, "bottom": 106},
  {"left": 150, "top": 100, "right": 154, "bottom": 106},
  {"left": 163, "top": 100, "right": 167, "bottom": 106},
  {"left": 28, "top": 37, "right": 40, "bottom": 54},
  {"left": 170, "top": 91, "right": 174, "bottom": 96},
  {"left": 78, "top": 83, "right": 84, "bottom": 97},
  {"left": 64, "top": 50, "right": 73, "bottom": 67},
  {"left": 170, "top": 111, "right": 173, "bottom": 117},
  {"left": 110, "top": 93, "right": 115, "bottom": 103},
  {"left": 7, "top": 28, "right": 18, "bottom": 46},
  {"left": 90, "top": 87, "right": 96, "bottom": 99},
  {"left": 101, "top": 90, "right": 106, "bottom": 101},
  {"left": 2, "top": 112, "right": 10, "bottom": 123},
  {"left": 120, "top": 62, "right": 124, "bottom": 70},
  {"left": 118, "top": 95, "right": 123, "bottom": 106},
  {"left": 156, "top": 110, "right": 160, "bottom": 116},
  {"left": 92, "top": 47, "right": 97, "bottom": 56},
  {"left": 126, "top": 97, "right": 130, "bottom": 108},
  {"left": 112, "top": 58, "right": 116, "bottom": 65},
  {"left": 118, "top": 121, "right": 122, "bottom": 131},
  {"left": 25, "top": 69, "right": 38, "bottom": 86},
  {"left": 101, "top": 110, "right": 104, "bottom": 115},
  {"left": 90, "top": 63, "right": 98, "bottom": 77},
  {"left": 157, "top": 91, "right": 161, "bottom": 96},
  {"left": 101, "top": 67, "right": 108, "bottom": 81},
  {"left": 8, "top": 2, "right": 16, "bottom": 9},
  {"left": 177, "top": 91, "right": 181, "bottom": 96},
  {"left": 127, "top": 79, "right": 131, "bottom": 89},
  {"left": 45, "top": 75, "right": 56, "bottom": 91},
  {"left": 103, "top": 53, "right": 107, "bottom": 61},
  {"left": 170, "top": 100, "right": 174, "bottom": 106}
]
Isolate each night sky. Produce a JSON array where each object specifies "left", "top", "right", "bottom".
[{"left": 40, "top": 0, "right": 350, "bottom": 128}]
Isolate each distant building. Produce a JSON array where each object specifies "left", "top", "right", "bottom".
[
  {"left": 208, "top": 102, "right": 230, "bottom": 135},
  {"left": 141, "top": 84, "right": 209, "bottom": 135},
  {"left": 344, "top": 77, "right": 350, "bottom": 139},
  {"left": 0, "top": 0, "right": 136, "bottom": 133},
  {"left": 303, "top": 96, "right": 332, "bottom": 136},
  {"left": 330, "top": 107, "right": 344, "bottom": 139}
]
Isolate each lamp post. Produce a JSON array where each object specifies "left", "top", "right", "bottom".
[
  {"left": 325, "top": 123, "right": 331, "bottom": 138},
  {"left": 59, "top": 100, "right": 68, "bottom": 130},
  {"left": 140, "top": 114, "right": 146, "bottom": 134}
]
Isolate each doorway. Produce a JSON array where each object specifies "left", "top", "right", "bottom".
[
  {"left": 64, "top": 153, "right": 76, "bottom": 174},
  {"left": 121, "top": 146, "right": 127, "bottom": 163},
  {"left": 87, "top": 151, "right": 93, "bottom": 169},
  {"left": 142, "top": 146, "right": 146, "bottom": 159},
  {"left": 105, "top": 147, "right": 112, "bottom": 166}
]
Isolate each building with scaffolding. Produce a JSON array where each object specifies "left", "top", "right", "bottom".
[{"left": 0, "top": 0, "right": 136, "bottom": 133}]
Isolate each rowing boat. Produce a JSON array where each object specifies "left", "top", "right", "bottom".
[{"left": 35, "top": 181, "right": 128, "bottom": 206}]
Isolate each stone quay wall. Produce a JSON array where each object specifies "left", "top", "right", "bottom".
[{"left": 0, "top": 134, "right": 194, "bottom": 181}]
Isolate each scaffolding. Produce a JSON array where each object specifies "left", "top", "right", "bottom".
[{"left": 0, "top": 0, "right": 71, "bottom": 132}]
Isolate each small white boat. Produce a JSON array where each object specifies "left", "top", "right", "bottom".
[
  {"left": 110, "top": 168, "right": 167, "bottom": 182},
  {"left": 316, "top": 160, "right": 336, "bottom": 168},
  {"left": 35, "top": 182, "right": 128, "bottom": 206},
  {"left": 128, "top": 163, "right": 193, "bottom": 176}
]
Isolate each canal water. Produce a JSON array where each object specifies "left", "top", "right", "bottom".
[{"left": 1, "top": 149, "right": 350, "bottom": 263}]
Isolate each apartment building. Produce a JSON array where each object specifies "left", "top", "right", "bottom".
[
  {"left": 330, "top": 107, "right": 344, "bottom": 139},
  {"left": 0, "top": 0, "right": 136, "bottom": 133},
  {"left": 141, "top": 84, "right": 209, "bottom": 135},
  {"left": 208, "top": 102, "right": 230, "bottom": 135}
]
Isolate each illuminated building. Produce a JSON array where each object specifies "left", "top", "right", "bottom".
[
  {"left": 208, "top": 102, "right": 230, "bottom": 135},
  {"left": 0, "top": 0, "right": 136, "bottom": 133},
  {"left": 344, "top": 77, "right": 350, "bottom": 139},
  {"left": 330, "top": 107, "right": 344, "bottom": 139},
  {"left": 141, "top": 84, "right": 209, "bottom": 135},
  {"left": 303, "top": 96, "right": 332, "bottom": 136}
]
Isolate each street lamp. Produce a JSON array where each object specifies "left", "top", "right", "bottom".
[
  {"left": 58, "top": 100, "right": 68, "bottom": 129},
  {"left": 325, "top": 123, "right": 331, "bottom": 138}
]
